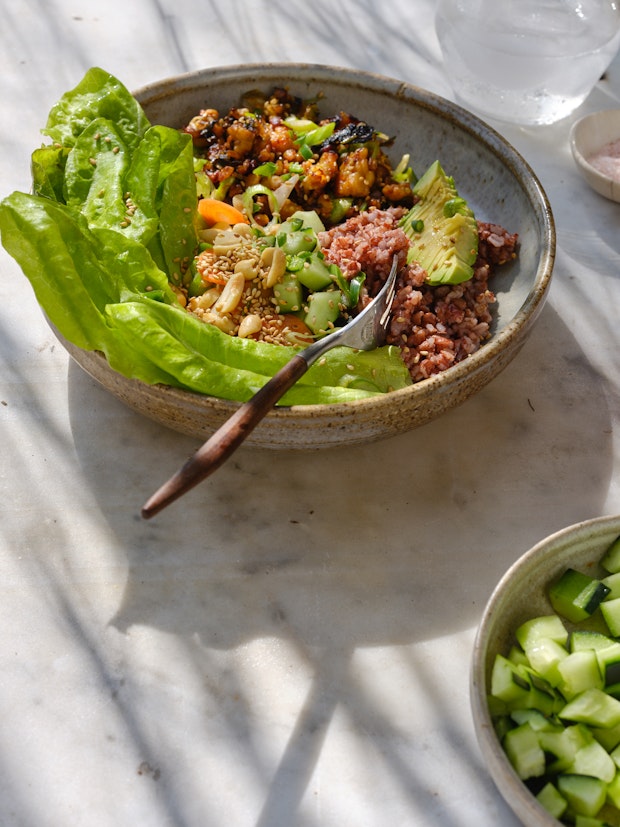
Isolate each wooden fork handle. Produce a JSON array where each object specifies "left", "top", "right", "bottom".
[{"left": 141, "top": 354, "right": 308, "bottom": 518}]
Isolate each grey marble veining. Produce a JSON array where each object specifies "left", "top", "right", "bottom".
[{"left": 1, "top": 1, "right": 619, "bottom": 825}]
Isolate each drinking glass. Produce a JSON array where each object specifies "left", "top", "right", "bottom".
[{"left": 435, "top": 0, "right": 620, "bottom": 125}]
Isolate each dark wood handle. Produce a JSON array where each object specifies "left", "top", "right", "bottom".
[{"left": 141, "top": 354, "right": 308, "bottom": 518}]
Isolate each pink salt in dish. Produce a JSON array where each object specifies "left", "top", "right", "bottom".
[
  {"left": 570, "top": 110, "right": 620, "bottom": 203},
  {"left": 587, "top": 137, "right": 620, "bottom": 183}
]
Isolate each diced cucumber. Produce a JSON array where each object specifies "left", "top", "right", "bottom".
[
  {"left": 591, "top": 720, "right": 620, "bottom": 752},
  {"left": 611, "top": 743, "right": 620, "bottom": 769},
  {"left": 549, "top": 569, "right": 610, "bottom": 623},
  {"left": 488, "top": 543, "right": 620, "bottom": 825},
  {"left": 594, "top": 642, "right": 620, "bottom": 693},
  {"left": 559, "top": 688, "right": 620, "bottom": 729},
  {"left": 507, "top": 644, "right": 529, "bottom": 667},
  {"left": 540, "top": 725, "right": 589, "bottom": 774},
  {"left": 557, "top": 774, "right": 607, "bottom": 817},
  {"left": 557, "top": 650, "right": 604, "bottom": 699},
  {"left": 516, "top": 615, "right": 568, "bottom": 649},
  {"left": 272, "top": 271, "right": 303, "bottom": 313},
  {"left": 606, "top": 770, "right": 620, "bottom": 807},
  {"left": 491, "top": 655, "right": 531, "bottom": 702},
  {"left": 493, "top": 713, "right": 513, "bottom": 741},
  {"left": 569, "top": 738, "right": 616, "bottom": 782},
  {"left": 574, "top": 816, "right": 610, "bottom": 827},
  {"left": 570, "top": 630, "right": 617, "bottom": 653},
  {"left": 296, "top": 256, "right": 334, "bottom": 291},
  {"left": 602, "top": 571, "right": 620, "bottom": 599},
  {"left": 601, "top": 534, "right": 620, "bottom": 574},
  {"left": 304, "top": 289, "right": 343, "bottom": 336},
  {"left": 601, "top": 597, "right": 620, "bottom": 637},
  {"left": 523, "top": 637, "right": 567, "bottom": 686},
  {"left": 503, "top": 722, "right": 546, "bottom": 780},
  {"left": 536, "top": 781, "right": 568, "bottom": 819},
  {"left": 510, "top": 708, "right": 561, "bottom": 732}
]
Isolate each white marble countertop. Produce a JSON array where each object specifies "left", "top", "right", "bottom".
[{"left": 1, "top": 1, "right": 619, "bottom": 825}]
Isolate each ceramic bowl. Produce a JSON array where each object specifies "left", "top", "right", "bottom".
[
  {"left": 570, "top": 109, "right": 620, "bottom": 203},
  {"left": 471, "top": 514, "right": 620, "bottom": 826},
  {"left": 60, "top": 63, "right": 555, "bottom": 450}
]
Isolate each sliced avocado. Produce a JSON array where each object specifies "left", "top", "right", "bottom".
[{"left": 400, "top": 160, "right": 478, "bottom": 285}]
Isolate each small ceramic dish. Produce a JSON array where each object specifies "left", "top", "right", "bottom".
[
  {"left": 570, "top": 109, "right": 620, "bottom": 203},
  {"left": 471, "top": 514, "right": 620, "bottom": 826}
]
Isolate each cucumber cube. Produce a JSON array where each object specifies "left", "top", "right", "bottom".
[
  {"left": 570, "top": 738, "right": 616, "bottom": 782},
  {"left": 595, "top": 642, "right": 620, "bottom": 691},
  {"left": 516, "top": 614, "right": 568, "bottom": 649},
  {"left": 602, "top": 571, "right": 620, "bottom": 599},
  {"left": 559, "top": 688, "right": 620, "bottom": 729},
  {"left": 611, "top": 743, "right": 620, "bottom": 769},
  {"left": 549, "top": 569, "right": 610, "bottom": 623},
  {"left": 507, "top": 645, "right": 529, "bottom": 667},
  {"left": 574, "top": 816, "right": 609, "bottom": 827},
  {"left": 510, "top": 708, "right": 560, "bottom": 732},
  {"left": 601, "top": 597, "right": 620, "bottom": 637},
  {"left": 490, "top": 655, "right": 530, "bottom": 703},
  {"left": 591, "top": 720, "right": 620, "bottom": 751},
  {"left": 605, "top": 769, "right": 620, "bottom": 808},
  {"left": 601, "top": 534, "right": 620, "bottom": 573},
  {"left": 523, "top": 637, "right": 568, "bottom": 686},
  {"left": 557, "top": 774, "right": 607, "bottom": 817},
  {"left": 536, "top": 781, "right": 567, "bottom": 819},
  {"left": 540, "top": 725, "right": 588, "bottom": 773},
  {"left": 557, "top": 650, "right": 604, "bottom": 699},
  {"left": 503, "top": 722, "right": 546, "bottom": 780},
  {"left": 570, "top": 630, "right": 616, "bottom": 653}
]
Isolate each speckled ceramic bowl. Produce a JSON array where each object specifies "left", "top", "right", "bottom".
[
  {"left": 471, "top": 515, "right": 620, "bottom": 826},
  {"left": 60, "top": 63, "right": 555, "bottom": 450},
  {"left": 570, "top": 109, "right": 620, "bottom": 203}
]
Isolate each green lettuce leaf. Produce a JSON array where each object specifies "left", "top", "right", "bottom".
[
  {"left": 0, "top": 68, "right": 412, "bottom": 406},
  {"left": 42, "top": 66, "right": 149, "bottom": 151}
]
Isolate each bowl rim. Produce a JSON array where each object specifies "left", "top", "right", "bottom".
[
  {"left": 470, "top": 513, "right": 620, "bottom": 825},
  {"left": 129, "top": 62, "right": 556, "bottom": 416}
]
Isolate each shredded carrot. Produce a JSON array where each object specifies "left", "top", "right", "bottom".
[
  {"left": 198, "top": 198, "right": 249, "bottom": 226},
  {"left": 203, "top": 273, "right": 227, "bottom": 286}
]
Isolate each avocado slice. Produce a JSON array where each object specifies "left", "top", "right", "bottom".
[{"left": 400, "top": 160, "right": 478, "bottom": 285}]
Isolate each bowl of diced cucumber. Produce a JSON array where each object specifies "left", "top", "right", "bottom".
[{"left": 471, "top": 515, "right": 620, "bottom": 826}]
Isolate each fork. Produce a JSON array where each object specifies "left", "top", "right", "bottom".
[{"left": 141, "top": 255, "right": 399, "bottom": 518}]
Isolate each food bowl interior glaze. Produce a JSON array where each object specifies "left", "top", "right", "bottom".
[
  {"left": 471, "top": 515, "right": 620, "bottom": 827},
  {"left": 62, "top": 63, "right": 555, "bottom": 450}
]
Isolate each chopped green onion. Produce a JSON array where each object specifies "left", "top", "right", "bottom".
[
  {"left": 330, "top": 197, "right": 353, "bottom": 224},
  {"left": 298, "top": 142, "right": 314, "bottom": 160},
  {"left": 443, "top": 197, "right": 468, "bottom": 218},
  {"left": 242, "top": 184, "right": 280, "bottom": 223},
  {"left": 284, "top": 116, "right": 317, "bottom": 135},
  {"left": 253, "top": 161, "right": 277, "bottom": 177},
  {"left": 303, "top": 122, "right": 336, "bottom": 147},
  {"left": 392, "top": 153, "right": 415, "bottom": 184}
]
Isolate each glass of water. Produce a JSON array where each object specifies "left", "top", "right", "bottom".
[{"left": 435, "top": 0, "right": 620, "bottom": 126}]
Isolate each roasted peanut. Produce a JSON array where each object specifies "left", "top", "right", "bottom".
[
  {"left": 260, "top": 245, "right": 286, "bottom": 288},
  {"left": 238, "top": 314, "right": 263, "bottom": 338},
  {"left": 214, "top": 271, "right": 245, "bottom": 314}
]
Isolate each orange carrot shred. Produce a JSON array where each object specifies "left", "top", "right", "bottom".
[{"left": 198, "top": 198, "right": 249, "bottom": 226}]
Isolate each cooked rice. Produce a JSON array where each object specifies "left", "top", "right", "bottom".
[{"left": 319, "top": 208, "right": 518, "bottom": 383}]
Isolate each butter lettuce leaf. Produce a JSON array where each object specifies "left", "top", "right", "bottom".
[{"left": 0, "top": 67, "right": 412, "bottom": 406}]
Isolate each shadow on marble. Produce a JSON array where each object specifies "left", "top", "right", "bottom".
[{"left": 66, "top": 299, "right": 613, "bottom": 650}]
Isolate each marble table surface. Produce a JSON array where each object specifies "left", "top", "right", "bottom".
[{"left": 1, "top": 1, "right": 619, "bottom": 825}]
